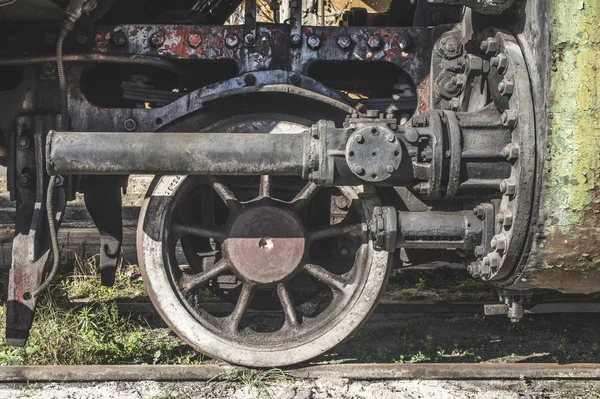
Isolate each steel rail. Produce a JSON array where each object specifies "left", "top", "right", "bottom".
[{"left": 0, "top": 363, "right": 600, "bottom": 382}]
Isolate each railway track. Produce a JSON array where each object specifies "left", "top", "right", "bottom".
[{"left": 0, "top": 363, "right": 599, "bottom": 382}]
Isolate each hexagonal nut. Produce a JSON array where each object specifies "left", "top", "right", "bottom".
[
  {"left": 438, "top": 34, "right": 462, "bottom": 59},
  {"left": 188, "top": 33, "right": 202, "bottom": 48},
  {"left": 480, "top": 38, "right": 499, "bottom": 55},
  {"left": 500, "top": 177, "right": 517, "bottom": 197},
  {"left": 491, "top": 53, "right": 509, "bottom": 75},
  {"left": 150, "top": 32, "right": 165, "bottom": 48},
  {"left": 414, "top": 182, "right": 430, "bottom": 195},
  {"left": 367, "top": 35, "right": 382, "bottom": 50},
  {"left": 488, "top": 252, "right": 502, "bottom": 271},
  {"left": 502, "top": 143, "right": 520, "bottom": 161},
  {"left": 123, "top": 118, "right": 137, "bottom": 131},
  {"left": 411, "top": 115, "right": 428, "bottom": 128},
  {"left": 337, "top": 35, "right": 352, "bottom": 50},
  {"left": 289, "top": 34, "right": 302, "bottom": 46},
  {"left": 465, "top": 54, "right": 484, "bottom": 76},
  {"left": 497, "top": 209, "right": 514, "bottom": 228},
  {"left": 449, "top": 97, "right": 461, "bottom": 111},
  {"left": 501, "top": 109, "right": 518, "bottom": 128},
  {"left": 498, "top": 78, "right": 514, "bottom": 96},
  {"left": 225, "top": 34, "right": 239, "bottom": 48},
  {"left": 491, "top": 234, "right": 508, "bottom": 251},
  {"left": 307, "top": 35, "right": 321, "bottom": 50}
]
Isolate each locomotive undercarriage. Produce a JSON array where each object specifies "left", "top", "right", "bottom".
[{"left": 0, "top": 0, "right": 569, "bottom": 366}]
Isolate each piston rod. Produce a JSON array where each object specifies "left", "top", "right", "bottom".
[{"left": 47, "top": 131, "right": 309, "bottom": 176}]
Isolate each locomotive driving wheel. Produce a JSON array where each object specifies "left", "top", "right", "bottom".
[{"left": 137, "top": 106, "right": 391, "bottom": 367}]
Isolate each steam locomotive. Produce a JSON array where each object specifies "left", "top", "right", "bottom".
[{"left": 1, "top": 0, "right": 598, "bottom": 366}]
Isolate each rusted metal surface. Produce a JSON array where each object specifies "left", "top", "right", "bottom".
[
  {"left": 5, "top": 116, "right": 63, "bottom": 346},
  {"left": 47, "top": 131, "right": 308, "bottom": 176},
  {"left": 2, "top": 363, "right": 600, "bottom": 382},
  {"left": 507, "top": 0, "right": 600, "bottom": 294},
  {"left": 91, "top": 24, "right": 432, "bottom": 87},
  {"left": 225, "top": 206, "right": 306, "bottom": 284}
]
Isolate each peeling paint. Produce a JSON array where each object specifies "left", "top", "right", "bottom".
[{"left": 532, "top": 0, "right": 600, "bottom": 287}]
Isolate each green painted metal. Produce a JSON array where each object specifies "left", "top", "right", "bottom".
[{"left": 515, "top": 0, "right": 600, "bottom": 293}]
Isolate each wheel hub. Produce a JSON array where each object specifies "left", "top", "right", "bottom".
[{"left": 224, "top": 206, "right": 306, "bottom": 284}]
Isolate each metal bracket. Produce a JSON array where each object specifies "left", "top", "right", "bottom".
[
  {"left": 6, "top": 115, "right": 64, "bottom": 346},
  {"left": 82, "top": 175, "right": 124, "bottom": 287}
]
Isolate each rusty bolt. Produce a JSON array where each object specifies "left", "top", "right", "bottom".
[
  {"left": 244, "top": 74, "right": 256, "bottom": 86},
  {"left": 501, "top": 109, "right": 518, "bottom": 128},
  {"left": 124, "top": 119, "right": 137, "bottom": 131},
  {"left": 498, "top": 78, "right": 514, "bottom": 96},
  {"left": 42, "top": 62, "right": 56, "bottom": 76},
  {"left": 414, "top": 182, "right": 429, "bottom": 195},
  {"left": 438, "top": 35, "right": 462, "bottom": 59},
  {"left": 386, "top": 165, "right": 395, "bottom": 174},
  {"left": 19, "top": 173, "right": 32, "bottom": 187},
  {"left": 367, "top": 35, "right": 382, "bottom": 50},
  {"left": 491, "top": 53, "right": 509, "bottom": 75},
  {"left": 188, "top": 33, "right": 202, "bottom": 48},
  {"left": 75, "top": 32, "right": 88, "bottom": 45},
  {"left": 337, "top": 35, "right": 352, "bottom": 50},
  {"left": 467, "top": 261, "right": 481, "bottom": 278},
  {"left": 491, "top": 234, "right": 507, "bottom": 251},
  {"left": 474, "top": 245, "right": 485, "bottom": 257},
  {"left": 244, "top": 33, "right": 256, "bottom": 46},
  {"left": 404, "top": 128, "right": 420, "bottom": 143},
  {"left": 480, "top": 37, "right": 499, "bottom": 55},
  {"left": 150, "top": 32, "right": 165, "bottom": 48},
  {"left": 411, "top": 114, "right": 428, "bottom": 128},
  {"left": 473, "top": 204, "right": 485, "bottom": 219},
  {"left": 500, "top": 177, "right": 517, "bottom": 197},
  {"left": 502, "top": 143, "right": 520, "bottom": 161},
  {"left": 465, "top": 54, "right": 489, "bottom": 76},
  {"left": 354, "top": 166, "right": 365, "bottom": 175},
  {"left": 307, "top": 35, "right": 321, "bottom": 50},
  {"left": 225, "top": 34, "right": 239, "bottom": 48},
  {"left": 488, "top": 252, "right": 502, "bottom": 272},
  {"left": 112, "top": 30, "right": 127, "bottom": 46},
  {"left": 290, "top": 74, "right": 301, "bottom": 85},
  {"left": 449, "top": 97, "right": 461, "bottom": 111},
  {"left": 18, "top": 137, "right": 30, "bottom": 150},
  {"left": 289, "top": 33, "right": 301, "bottom": 46},
  {"left": 497, "top": 209, "right": 514, "bottom": 228},
  {"left": 480, "top": 261, "right": 492, "bottom": 279},
  {"left": 422, "top": 147, "right": 433, "bottom": 162},
  {"left": 398, "top": 33, "right": 411, "bottom": 51}
]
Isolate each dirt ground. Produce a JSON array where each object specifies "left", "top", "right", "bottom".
[{"left": 0, "top": 378, "right": 599, "bottom": 399}]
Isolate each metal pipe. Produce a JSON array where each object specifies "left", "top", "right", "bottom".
[
  {"left": 397, "top": 211, "right": 482, "bottom": 250},
  {"left": 47, "top": 131, "right": 309, "bottom": 176}
]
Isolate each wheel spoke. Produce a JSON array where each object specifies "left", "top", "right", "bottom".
[
  {"left": 258, "top": 175, "right": 271, "bottom": 198},
  {"left": 303, "top": 263, "right": 348, "bottom": 292},
  {"left": 291, "top": 182, "right": 319, "bottom": 208},
  {"left": 172, "top": 222, "right": 226, "bottom": 241},
  {"left": 277, "top": 283, "right": 299, "bottom": 327},
  {"left": 180, "top": 258, "right": 231, "bottom": 293},
  {"left": 207, "top": 176, "right": 242, "bottom": 211},
  {"left": 227, "top": 283, "right": 254, "bottom": 332},
  {"left": 306, "top": 223, "right": 366, "bottom": 242}
]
